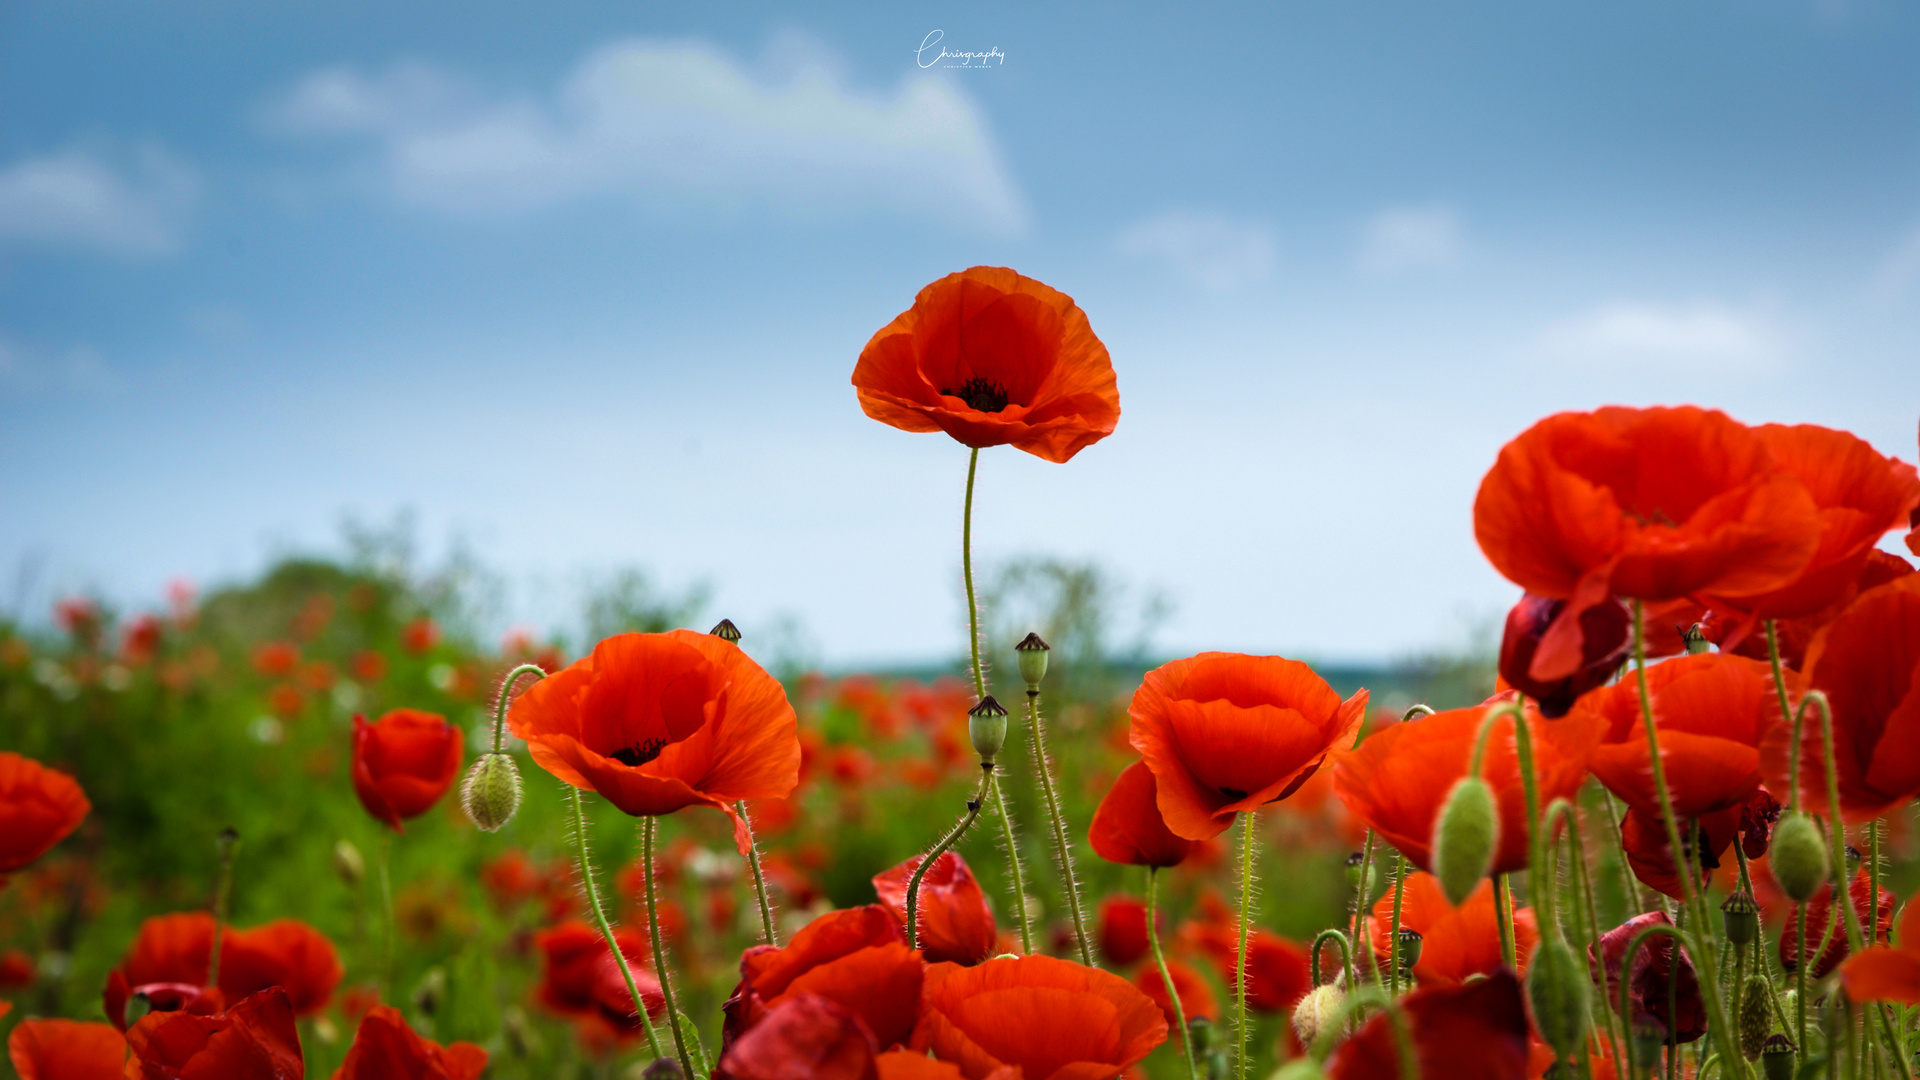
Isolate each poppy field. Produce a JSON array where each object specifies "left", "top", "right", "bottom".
[{"left": 5, "top": 265, "right": 1920, "bottom": 1080}]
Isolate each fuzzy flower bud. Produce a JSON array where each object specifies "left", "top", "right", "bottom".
[
  {"left": 1431, "top": 776, "right": 1500, "bottom": 906},
  {"left": 1014, "top": 632, "right": 1050, "bottom": 687},
  {"left": 1769, "top": 812, "right": 1830, "bottom": 903},
  {"left": 1722, "top": 889, "right": 1759, "bottom": 945},
  {"left": 461, "top": 751, "right": 524, "bottom": 832},
  {"left": 1527, "top": 938, "right": 1590, "bottom": 1063},
  {"left": 1291, "top": 983, "right": 1346, "bottom": 1048},
  {"left": 968, "top": 696, "right": 1009, "bottom": 764},
  {"left": 332, "top": 839, "right": 365, "bottom": 887},
  {"left": 1739, "top": 976, "right": 1771, "bottom": 1061}
]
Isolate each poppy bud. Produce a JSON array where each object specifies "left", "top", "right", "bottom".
[
  {"left": 1291, "top": 983, "right": 1345, "bottom": 1046},
  {"left": 411, "top": 966, "right": 446, "bottom": 1017},
  {"left": 1431, "top": 776, "right": 1500, "bottom": 906},
  {"left": 1740, "top": 976, "right": 1771, "bottom": 1060},
  {"left": 461, "top": 751, "right": 523, "bottom": 832},
  {"left": 1496, "top": 593, "right": 1631, "bottom": 718},
  {"left": 968, "top": 696, "right": 1009, "bottom": 764},
  {"left": 1722, "top": 889, "right": 1759, "bottom": 945},
  {"left": 1344, "top": 850, "right": 1366, "bottom": 888},
  {"left": 1014, "top": 632, "right": 1050, "bottom": 687},
  {"left": 709, "top": 619, "right": 742, "bottom": 643},
  {"left": 1680, "top": 623, "right": 1712, "bottom": 655},
  {"left": 333, "top": 839, "right": 365, "bottom": 887},
  {"left": 1769, "top": 812, "right": 1830, "bottom": 903},
  {"left": 1761, "top": 1034, "right": 1795, "bottom": 1080},
  {"left": 1629, "top": 1026, "right": 1665, "bottom": 1070},
  {"left": 1526, "top": 938, "right": 1590, "bottom": 1062},
  {"left": 1395, "top": 927, "right": 1423, "bottom": 971},
  {"left": 1188, "top": 1016, "right": 1215, "bottom": 1053}
]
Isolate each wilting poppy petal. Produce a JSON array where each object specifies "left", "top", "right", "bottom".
[
  {"left": 1129, "top": 652, "right": 1367, "bottom": 841},
  {"left": 222, "top": 919, "right": 343, "bottom": 1016},
  {"left": 125, "top": 986, "right": 305, "bottom": 1080},
  {"left": 1591, "top": 912, "right": 1705, "bottom": 1043},
  {"left": 1363, "top": 874, "right": 1538, "bottom": 986},
  {"left": 1134, "top": 958, "right": 1218, "bottom": 1026},
  {"left": 1089, "top": 760, "right": 1195, "bottom": 868},
  {"left": 7, "top": 1018, "right": 125, "bottom": 1080},
  {"left": 873, "top": 852, "right": 996, "bottom": 966},
  {"left": 852, "top": 267, "right": 1121, "bottom": 463},
  {"left": 911, "top": 955, "right": 1167, "bottom": 1080},
  {"left": 1842, "top": 894, "right": 1920, "bottom": 1004},
  {"left": 1096, "top": 895, "right": 1151, "bottom": 967},
  {"left": 0, "top": 751, "right": 89, "bottom": 875},
  {"left": 336, "top": 1004, "right": 487, "bottom": 1080},
  {"left": 350, "top": 709, "right": 463, "bottom": 832},
  {"left": 723, "top": 905, "right": 921, "bottom": 1053},
  {"left": 717, "top": 993, "right": 880, "bottom": 1080},
  {"left": 1325, "top": 968, "right": 1531, "bottom": 1080},
  {"left": 510, "top": 630, "right": 801, "bottom": 853},
  {"left": 1778, "top": 869, "right": 1893, "bottom": 979},
  {"left": 1497, "top": 593, "right": 1631, "bottom": 716}
]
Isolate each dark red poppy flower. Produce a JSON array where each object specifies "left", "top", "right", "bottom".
[
  {"left": 533, "top": 920, "right": 663, "bottom": 1036},
  {"left": 400, "top": 617, "right": 440, "bottom": 655},
  {"left": 7, "top": 1018, "right": 126, "bottom": 1080},
  {"left": 1134, "top": 958, "right": 1217, "bottom": 1026},
  {"left": 252, "top": 641, "right": 299, "bottom": 677},
  {"left": 1761, "top": 574, "right": 1920, "bottom": 821},
  {"left": 0, "top": 948, "right": 32, "bottom": 989},
  {"left": 723, "top": 905, "right": 922, "bottom": 1052},
  {"left": 1496, "top": 593, "right": 1631, "bottom": 718},
  {"left": 1364, "top": 873, "right": 1538, "bottom": 985},
  {"left": 112, "top": 913, "right": 341, "bottom": 1018},
  {"left": 1129, "top": 652, "right": 1368, "bottom": 841},
  {"left": 509, "top": 630, "right": 801, "bottom": 853},
  {"left": 1088, "top": 760, "right": 1196, "bottom": 868},
  {"left": 1474, "top": 406, "right": 1824, "bottom": 682},
  {"left": 716, "top": 993, "right": 880, "bottom": 1080},
  {"left": 0, "top": 751, "right": 90, "bottom": 876},
  {"left": 911, "top": 955, "right": 1166, "bottom": 1079},
  {"left": 873, "top": 851, "right": 996, "bottom": 966},
  {"left": 1334, "top": 699, "right": 1603, "bottom": 876},
  {"left": 852, "top": 266, "right": 1121, "bottom": 464},
  {"left": 1842, "top": 892, "right": 1920, "bottom": 1003},
  {"left": 1618, "top": 787, "right": 1781, "bottom": 901},
  {"left": 1576, "top": 652, "right": 1773, "bottom": 823},
  {"left": 104, "top": 970, "right": 226, "bottom": 1031},
  {"left": 1780, "top": 869, "right": 1893, "bottom": 979},
  {"left": 125, "top": 986, "right": 305, "bottom": 1080},
  {"left": 350, "top": 708, "right": 463, "bottom": 831},
  {"left": 1591, "top": 912, "right": 1705, "bottom": 1043},
  {"left": 336, "top": 1004, "right": 487, "bottom": 1080},
  {"left": 1180, "top": 916, "right": 1310, "bottom": 1014},
  {"left": 1096, "top": 895, "right": 1151, "bottom": 967},
  {"left": 1326, "top": 969, "right": 1531, "bottom": 1080},
  {"left": 478, "top": 849, "right": 541, "bottom": 911}
]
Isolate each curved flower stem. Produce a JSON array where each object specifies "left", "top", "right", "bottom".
[
  {"left": 1027, "top": 689, "right": 1090, "bottom": 966},
  {"left": 736, "top": 800, "right": 778, "bottom": 946},
  {"left": 1352, "top": 830, "right": 1378, "bottom": 984},
  {"left": 1494, "top": 874, "right": 1517, "bottom": 970},
  {"left": 1236, "top": 812, "right": 1257, "bottom": 1080},
  {"left": 642, "top": 817, "right": 695, "bottom": 1079},
  {"left": 962, "top": 447, "right": 985, "bottom": 698},
  {"left": 1809, "top": 693, "right": 1867, "bottom": 954},
  {"left": 1386, "top": 854, "right": 1408, "bottom": 996},
  {"left": 491, "top": 663, "right": 547, "bottom": 752},
  {"left": 1797, "top": 904, "right": 1810, "bottom": 1052},
  {"left": 1149, "top": 867, "right": 1201, "bottom": 1080},
  {"left": 1310, "top": 929, "right": 1355, "bottom": 990},
  {"left": 377, "top": 831, "right": 395, "bottom": 1000},
  {"left": 906, "top": 768, "right": 992, "bottom": 951},
  {"left": 989, "top": 773, "right": 1035, "bottom": 955},
  {"left": 1311, "top": 987, "right": 1418, "bottom": 1079},
  {"left": 567, "top": 787, "right": 662, "bottom": 1059}
]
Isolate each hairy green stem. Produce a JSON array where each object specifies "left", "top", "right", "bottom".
[
  {"left": 1149, "top": 868, "right": 1201, "bottom": 1080},
  {"left": 377, "top": 831, "right": 394, "bottom": 1001},
  {"left": 1027, "top": 689, "right": 1090, "bottom": 966},
  {"left": 1353, "top": 830, "right": 1379, "bottom": 984},
  {"left": 962, "top": 447, "right": 984, "bottom": 698},
  {"left": 491, "top": 663, "right": 547, "bottom": 753},
  {"left": 736, "top": 800, "right": 778, "bottom": 947},
  {"left": 1387, "top": 854, "right": 1409, "bottom": 995},
  {"left": 1236, "top": 813, "right": 1257, "bottom": 1080},
  {"left": 990, "top": 773, "right": 1035, "bottom": 955},
  {"left": 567, "top": 787, "right": 662, "bottom": 1059},
  {"left": 643, "top": 817, "right": 695, "bottom": 1078},
  {"left": 906, "top": 769, "right": 992, "bottom": 951}
]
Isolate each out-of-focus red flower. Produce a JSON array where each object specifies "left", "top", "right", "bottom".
[
  {"left": 837, "top": 677, "right": 903, "bottom": 739},
  {"left": 267, "top": 684, "right": 305, "bottom": 720},
  {"left": 125, "top": 986, "right": 304, "bottom": 1080},
  {"left": 1128, "top": 652, "right": 1368, "bottom": 841},
  {"left": 1089, "top": 760, "right": 1195, "bottom": 869},
  {"left": 336, "top": 1004, "right": 486, "bottom": 1080},
  {"left": 1334, "top": 698, "right": 1602, "bottom": 876},
  {"left": 1326, "top": 969, "right": 1531, "bottom": 1080},
  {"left": 252, "top": 641, "right": 299, "bottom": 677},
  {"left": 7, "top": 1017, "right": 126, "bottom": 1080},
  {"left": 532, "top": 921, "right": 664, "bottom": 1038},
  {"left": 479, "top": 849, "right": 541, "bottom": 911},
  {"left": 852, "top": 266, "right": 1122, "bottom": 463},
  {"left": 296, "top": 660, "right": 335, "bottom": 692},
  {"left": 1842, "top": 892, "right": 1920, "bottom": 1003},
  {"left": 873, "top": 851, "right": 996, "bottom": 966},
  {"left": 112, "top": 913, "right": 341, "bottom": 1018},
  {"left": 722, "top": 905, "right": 921, "bottom": 1052},
  {"left": 716, "top": 993, "right": 880, "bottom": 1080},
  {"left": 0, "top": 752, "right": 89, "bottom": 877},
  {"left": 1780, "top": 870, "right": 1893, "bottom": 979},
  {"left": 758, "top": 852, "right": 820, "bottom": 910},
  {"left": 509, "top": 630, "right": 801, "bottom": 854},
  {"left": 1096, "top": 895, "right": 1151, "bottom": 967},
  {"left": 339, "top": 985, "right": 380, "bottom": 1025},
  {"left": 54, "top": 597, "right": 102, "bottom": 646},
  {"left": 1134, "top": 958, "right": 1217, "bottom": 1026},
  {"left": 122, "top": 614, "right": 164, "bottom": 664},
  {"left": 1591, "top": 912, "right": 1705, "bottom": 1043},
  {"left": 1495, "top": 593, "right": 1630, "bottom": 718},
  {"left": 350, "top": 709, "right": 463, "bottom": 832},
  {"left": 827, "top": 746, "right": 879, "bottom": 788},
  {"left": 1179, "top": 910, "right": 1310, "bottom": 1014},
  {"left": 1364, "top": 874, "right": 1538, "bottom": 985},
  {"left": 400, "top": 617, "right": 440, "bottom": 655},
  {"left": 911, "top": 955, "right": 1167, "bottom": 1080},
  {"left": 349, "top": 651, "right": 388, "bottom": 684},
  {"left": 0, "top": 949, "right": 32, "bottom": 989}
]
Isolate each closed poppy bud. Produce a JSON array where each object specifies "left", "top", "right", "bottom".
[
  {"left": 1722, "top": 890, "right": 1759, "bottom": 945},
  {"left": 709, "top": 619, "right": 742, "bottom": 643},
  {"left": 1291, "top": 983, "right": 1344, "bottom": 1047},
  {"left": 968, "top": 696, "right": 1009, "bottom": 764},
  {"left": 1761, "top": 1034, "right": 1795, "bottom": 1080},
  {"left": 1431, "top": 776, "right": 1500, "bottom": 906},
  {"left": 461, "top": 752, "right": 523, "bottom": 832},
  {"left": 1740, "top": 976, "right": 1770, "bottom": 1060},
  {"left": 1014, "top": 632, "right": 1050, "bottom": 687},
  {"left": 1526, "top": 938, "right": 1589, "bottom": 1063},
  {"left": 333, "top": 839, "right": 365, "bottom": 887},
  {"left": 1770, "top": 813, "right": 1830, "bottom": 903}
]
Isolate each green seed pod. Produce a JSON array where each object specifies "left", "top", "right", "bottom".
[
  {"left": 1681, "top": 623, "right": 1712, "bottom": 655},
  {"left": 1526, "top": 938, "right": 1591, "bottom": 1063},
  {"left": 1739, "top": 975, "right": 1772, "bottom": 1060},
  {"left": 1187, "top": 1016, "right": 1214, "bottom": 1054},
  {"left": 461, "top": 751, "right": 524, "bottom": 832},
  {"left": 1014, "top": 632, "right": 1050, "bottom": 687},
  {"left": 1291, "top": 983, "right": 1345, "bottom": 1047},
  {"left": 968, "top": 696, "right": 1009, "bottom": 764},
  {"left": 708, "top": 619, "right": 742, "bottom": 643},
  {"left": 1629, "top": 1026, "right": 1665, "bottom": 1070},
  {"left": 411, "top": 966, "right": 447, "bottom": 1018},
  {"left": 1344, "top": 850, "right": 1366, "bottom": 888},
  {"left": 1722, "top": 889, "right": 1760, "bottom": 945},
  {"left": 1396, "top": 928, "right": 1424, "bottom": 972},
  {"left": 1770, "top": 812, "right": 1830, "bottom": 903},
  {"left": 1844, "top": 844, "right": 1862, "bottom": 879},
  {"left": 1760, "top": 1034, "right": 1795, "bottom": 1080},
  {"left": 332, "top": 839, "right": 365, "bottom": 887},
  {"left": 1431, "top": 776, "right": 1500, "bottom": 906}
]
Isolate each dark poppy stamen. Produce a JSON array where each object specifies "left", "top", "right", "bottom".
[
  {"left": 611, "top": 738, "right": 667, "bottom": 767},
  {"left": 940, "top": 376, "right": 1010, "bottom": 413},
  {"left": 1218, "top": 786, "right": 1249, "bottom": 801}
]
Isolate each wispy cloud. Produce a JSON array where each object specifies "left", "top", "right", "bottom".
[
  {"left": 1115, "top": 210, "right": 1276, "bottom": 290},
  {"left": 0, "top": 142, "right": 197, "bottom": 258},
  {"left": 1356, "top": 205, "right": 1464, "bottom": 273},
  {"left": 261, "top": 38, "right": 1028, "bottom": 235},
  {"left": 1540, "top": 299, "right": 1786, "bottom": 371}
]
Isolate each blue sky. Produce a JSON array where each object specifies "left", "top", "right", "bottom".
[{"left": 3, "top": 0, "right": 1918, "bottom": 668}]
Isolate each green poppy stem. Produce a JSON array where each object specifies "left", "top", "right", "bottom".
[
  {"left": 1027, "top": 688, "right": 1091, "bottom": 966},
  {"left": 643, "top": 817, "right": 696, "bottom": 1079},
  {"left": 736, "top": 800, "right": 778, "bottom": 947},
  {"left": 1149, "top": 867, "right": 1200, "bottom": 1080},
  {"left": 567, "top": 787, "right": 663, "bottom": 1059},
  {"left": 1236, "top": 812, "right": 1257, "bottom": 1080}
]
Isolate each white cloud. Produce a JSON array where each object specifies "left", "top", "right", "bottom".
[
  {"left": 261, "top": 39, "right": 1028, "bottom": 234},
  {"left": 1357, "top": 206, "right": 1464, "bottom": 273},
  {"left": 1115, "top": 210, "right": 1276, "bottom": 291},
  {"left": 1870, "top": 223, "right": 1920, "bottom": 301},
  {"left": 1540, "top": 299, "right": 1785, "bottom": 370},
  {"left": 0, "top": 142, "right": 196, "bottom": 258}
]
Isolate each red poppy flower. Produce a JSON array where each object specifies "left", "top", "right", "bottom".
[
  {"left": 873, "top": 851, "right": 996, "bottom": 966},
  {"left": 1096, "top": 895, "right": 1151, "bottom": 967},
  {"left": 533, "top": 920, "right": 663, "bottom": 1035},
  {"left": 400, "top": 617, "right": 439, "bottom": 655},
  {"left": 1473, "top": 406, "right": 1824, "bottom": 682},
  {"left": 478, "top": 849, "right": 541, "bottom": 911},
  {"left": 911, "top": 955, "right": 1167, "bottom": 1080},
  {"left": 1780, "top": 869, "right": 1893, "bottom": 979},
  {"left": 252, "top": 641, "right": 299, "bottom": 677},
  {"left": 336, "top": 1004, "right": 487, "bottom": 1080},
  {"left": 1089, "top": 761, "right": 1196, "bottom": 868},
  {"left": 0, "top": 751, "right": 90, "bottom": 876},
  {"left": 1334, "top": 699, "right": 1603, "bottom": 876},
  {"left": 1495, "top": 593, "right": 1631, "bottom": 717},
  {"left": 1577, "top": 653, "right": 1773, "bottom": 823},
  {"left": 104, "top": 971, "right": 225, "bottom": 1032},
  {"left": 852, "top": 266, "right": 1121, "bottom": 464},
  {"left": 1591, "top": 912, "right": 1704, "bottom": 1043},
  {"left": 716, "top": 993, "right": 880, "bottom": 1080},
  {"left": 7, "top": 1018, "right": 125, "bottom": 1080},
  {"left": 1129, "top": 652, "right": 1368, "bottom": 841},
  {"left": 1717, "top": 550, "right": 1914, "bottom": 671},
  {"left": 1842, "top": 891, "right": 1920, "bottom": 1003},
  {"left": 1364, "top": 874, "right": 1538, "bottom": 986},
  {"left": 112, "top": 912, "right": 342, "bottom": 1018},
  {"left": 125, "top": 986, "right": 305, "bottom": 1080},
  {"left": 508, "top": 630, "right": 801, "bottom": 854},
  {"left": 1180, "top": 917, "right": 1311, "bottom": 1014},
  {"left": 723, "top": 905, "right": 922, "bottom": 1052},
  {"left": 1617, "top": 788, "right": 1780, "bottom": 901},
  {"left": 350, "top": 709, "right": 463, "bottom": 831},
  {"left": 1134, "top": 958, "right": 1218, "bottom": 1026},
  {"left": 1326, "top": 969, "right": 1531, "bottom": 1080},
  {"left": 1761, "top": 574, "right": 1920, "bottom": 821},
  {"left": 0, "top": 949, "right": 32, "bottom": 989}
]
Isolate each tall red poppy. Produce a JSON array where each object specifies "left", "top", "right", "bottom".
[
  {"left": 1779, "top": 869, "right": 1893, "bottom": 979},
  {"left": 1088, "top": 760, "right": 1196, "bottom": 868},
  {"left": 1095, "top": 895, "right": 1150, "bottom": 967},
  {"left": 852, "top": 266, "right": 1121, "bottom": 464},
  {"left": 1325, "top": 969, "right": 1531, "bottom": 1080},
  {"left": 125, "top": 986, "right": 305, "bottom": 1080},
  {"left": 716, "top": 994, "right": 880, "bottom": 1080},
  {"left": 112, "top": 912, "right": 342, "bottom": 1018},
  {"left": 1591, "top": 912, "right": 1704, "bottom": 1043},
  {"left": 1715, "top": 550, "right": 1913, "bottom": 671},
  {"left": 1842, "top": 891, "right": 1920, "bottom": 1003},
  {"left": 8, "top": 1018, "right": 125, "bottom": 1080},
  {"left": 911, "top": 955, "right": 1167, "bottom": 1080},
  {"left": 1473, "top": 406, "right": 1824, "bottom": 682},
  {"left": 350, "top": 709, "right": 463, "bottom": 832},
  {"left": 1761, "top": 574, "right": 1920, "bottom": 820},
  {"left": 723, "top": 905, "right": 922, "bottom": 1052},
  {"left": 1134, "top": 958, "right": 1218, "bottom": 1027},
  {"left": 872, "top": 852, "right": 996, "bottom": 966},
  {"left": 335, "top": 1004, "right": 487, "bottom": 1080},
  {"left": 1128, "top": 652, "right": 1368, "bottom": 841},
  {"left": 509, "top": 630, "right": 801, "bottom": 853},
  {"left": 0, "top": 751, "right": 90, "bottom": 876},
  {"left": 1363, "top": 874, "right": 1538, "bottom": 986},
  {"left": 1334, "top": 699, "right": 1603, "bottom": 876},
  {"left": 1575, "top": 653, "right": 1773, "bottom": 822}
]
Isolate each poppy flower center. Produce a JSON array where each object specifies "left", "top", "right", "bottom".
[
  {"left": 1218, "top": 787, "right": 1250, "bottom": 801},
  {"left": 942, "top": 376, "right": 1010, "bottom": 413},
  {"left": 611, "top": 738, "right": 667, "bottom": 767}
]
